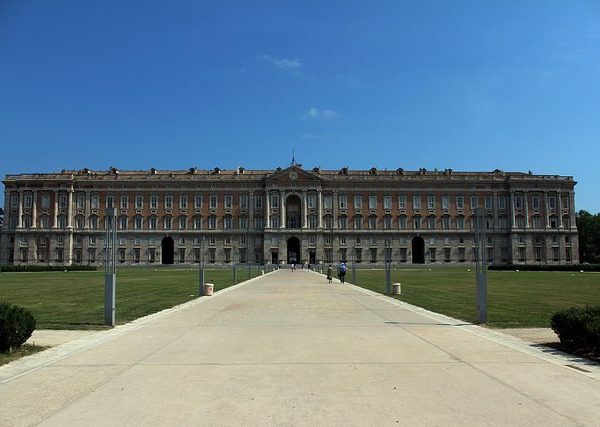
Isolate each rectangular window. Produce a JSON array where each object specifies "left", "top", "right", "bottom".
[
  {"left": 120, "top": 195, "right": 128, "bottom": 209},
  {"left": 90, "top": 194, "right": 99, "bottom": 209},
  {"left": 398, "top": 195, "right": 406, "bottom": 209},
  {"left": 413, "top": 195, "right": 421, "bottom": 210},
  {"left": 149, "top": 248, "right": 156, "bottom": 263},
  {"left": 134, "top": 248, "right": 141, "bottom": 263},
  {"left": 308, "top": 193, "right": 316, "bottom": 209},
  {"left": 384, "top": 216, "right": 392, "bottom": 229},
  {"left": 135, "top": 195, "right": 143, "bottom": 209},
  {"left": 484, "top": 196, "right": 492, "bottom": 209},
  {"left": 368, "top": 216, "right": 376, "bottom": 229},
  {"left": 24, "top": 193, "right": 32, "bottom": 208},
  {"left": 41, "top": 194, "right": 50, "bottom": 208},
  {"left": 105, "top": 195, "right": 114, "bottom": 208},
  {"left": 457, "top": 216, "right": 465, "bottom": 229},
  {"left": 354, "top": 216, "right": 362, "bottom": 230},
  {"left": 498, "top": 196, "right": 506, "bottom": 210},
  {"left": 428, "top": 216, "right": 435, "bottom": 229},
  {"left": 427, "top": 195, "right": 435, "bottom": 210},
  {"left": 456, "top": 195, "right": 464, "bottom": 210},
  {"left": 209, "top": 248, "right": 216, "bottom": 263},
  {"left": 324, "top": 195, "right": 332, "bottom": 209},
  {"left": 400, "top": 248, "right": 407, "bottom": 262},
  {"left": 240, "top": 216, "right": 248, "bottom": 229},
  {"left": 354, "top": 194, "right": 362, "bottom": 209},
  {"left": 444, "top": 248, "right": 451, "bottom": 262},
  {"left": 210, "top": 195, "right": 218, "bottom": 209},
  {"left": 442, "top": 216, "right": 450, "bottom": 229},
  {"left": 150, "top": 195, "right": 158, "bottom": 209},
  {"left": 441, "top": 196, "right": 449, "bottom": 210},
  {"left": 339, "top": 194, "right": 348, "bottom": 209},
  {"left": 271, "top": 194, "right": 279, "bottom": 208},
  {"left": 195, "top": 195, "right": 203, "bottom": 209},
  {"left": 470, "top": 196, "right": 478, "bottom": 209},
  {"left": 532, "top": 195, "right": 540, "bottom": 210},
  {"left": 180, "top": 195, "right": 188, "bottom": 209},
  {"left": 399, "top": 216, "right": 406, "bottom": 229},
  {"left": 11, "top": 194, "right": 19, "bottom": 208},
  {"left": 369, "top": 195, "right": 377, "bottom": 209},
  {"left": 548, "top": 196, "right": 557, "bottom": 210},
  {"left": 566, "top": 247, "right": 572, "bottom": 262},
  {"left": 165, "top": 195, "right": 173, "bottom": 209},
  {"left": 76, "top": 193, "right": 85, "bottom": 209},
  {"left": 515, "top": 195, "right": 523, "bottom": 209},
  {"left": 383, "top": 195, "right": 392, "bottom": 209},
  {"left": 413, "top": 216, "right": 421, "bottom": 230},
  {"left": 225, "top": 195, "right": 233, "bottom": 209},
  {"left": 458, "top": 247, "right": 466, "bottom": 262},
  {"left": 255, "top": 196, "right": 262, "bottom": 209},
  {"left": 240, "top": 195, "right": 248, "bottom": 209}
]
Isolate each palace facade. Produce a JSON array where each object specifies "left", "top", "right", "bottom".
[{"left": 0, "top": 165, "right": 579, "bottom": 266}]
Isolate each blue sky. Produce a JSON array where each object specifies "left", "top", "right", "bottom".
[{"left": 1, "top": 1, "right": 599, "bottom": 211}]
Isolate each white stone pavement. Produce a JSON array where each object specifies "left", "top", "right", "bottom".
[{"left": 1, "top": 269, "right": 600, "bottom": 426}]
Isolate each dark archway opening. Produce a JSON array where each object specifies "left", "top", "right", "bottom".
[
  {"left": 161, "top": 237, "right": 174, "bottom": 264},
  {"left": 412, "top": 236, "right": 425, "bottom": 264},
  {"left": 287, "top": 236, "right": 300, "bottom": 264}
]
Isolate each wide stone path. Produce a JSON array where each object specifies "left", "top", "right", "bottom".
[{"left": 1, "top": 270, "right": 600, "bottom": 426}]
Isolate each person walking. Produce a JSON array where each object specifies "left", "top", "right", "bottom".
[
  {"left": 338, "top": 262, "right": 347, "bottom": 284},
  {"left": 326, "top": 265, "right": 333, "bottom": 284}
]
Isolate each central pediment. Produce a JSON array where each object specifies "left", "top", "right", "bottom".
[{"left": 265, "top": 166, "right": 323, "bottom": 184}]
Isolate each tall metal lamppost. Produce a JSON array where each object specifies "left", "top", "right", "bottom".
[
  {"left": 232, "top": 245, "right": 237, "bottom": 285},
  {"left": 104, "top": 207, "right": 117, "bottom": 326},
  {"left": 198, "top": 236, "right": 205, "bottom": 296},
  {"left": 474, "top": 207, "right": 488, "bottom": 324},
  {"left": 384, "top": 239, "right": 392, "bottom": 294}
]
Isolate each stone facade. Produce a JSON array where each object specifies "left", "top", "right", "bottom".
[{"left": 0, "top": 166, "right": 579, "bottom": 266}]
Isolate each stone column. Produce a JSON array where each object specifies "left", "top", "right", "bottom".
[
  {"left": 524, "top": 191, "right": 529, "bottom": 228},
  {"left": 67, "top": 187, "right": 74, "bottom": 228},
  {"left": 569, "top": 191, "right": 576, "bottom": 230},
  {"left": 265, "top": 190, "right": 270, "bottom": 229},
  {"left": 302, "top": 190, "right": 308, "bottom": 229},
  {"left": 492, "top": 191, "right": 498, "bottom": 231},
  {"left": 17, "top": 190, "right": 23, "bottom": 228},
  {"left": 557, "top": 191, "right": 563, "bottom": 229},
  {"left": 53, "top": 190, "right": 59, "bottom": 228},
  {"left": 318, "top": 189, "right": 323, "bottom": 229},
  {"left": 545, "top": 191, "right": 550, "bottom": 229},
  {"left": 510, "top": 191, "right": 516, "bottom": 228},
  {"left": 85, "top": 190, "right": 91, "bottom": 229},
  {"left": 31, "top": 190, "right": 37, "bottom": 228},
  {"left": 333, "top": 190, "right": 339, "bottom": 229},
  {"left": 3, "top": 191, "right": 10, "bottom": 229},
  {"left": 280, "top": 191, "right": 286, "bottom": 229},
  {"left": 249, "top": 191, "right": 254, "bottom": 228}
]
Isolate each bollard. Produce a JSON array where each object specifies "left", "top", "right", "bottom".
[
  {"left": 204, "top": 283, "right": 214, "bottom": 296},
  {"left": 392, "top": 283, "right": 401, "bottom": 295}
]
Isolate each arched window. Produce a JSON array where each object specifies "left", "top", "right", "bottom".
[
  {"left": 134, "top": 215, "right": 143, "bottom": 230},
  {"left": 40, "top": 214, "right": 50, "bottom": 229},
  {"left": 515, "top": 215, "right": 525, "bottom": 229},
  {"left": 383, "top": 215, "right": 392, "bottom": 229},
  {"left": 398, "top": 215, "right": 407, "bottom": 230},
  {"left": 118, "top": 215, "right": 128, "bottom": 230},
  {"left": 75, "top": 215, "right": 85, "bottom": 229},
  {"left": 324, "top": 215, "right": 333, "bottom": 229},
  {"left": 23, "top": 215, "right": 32, "bottom": 228},
  {"left": 271, "top": 215, "right": 279, "bottom": 229},
  {"left": 456, "top": 215, "right": 465, "bottom": 229},
  {"left": 308, "top": 214, "right": 317, "bottom": 229},
  {"left": 58, "top": 214, "right": 67, "bottom": 228},
  {"left": 413, "top": 215, "right": 421, "bottom": 230},
  {"left": 338, "top": 215, "right": 348, "bottom": 230},
  {"left": 194, "top": 215, "right": 202, "bottom": 230},
  {"left": 549, "top": 215, "right": 558, "bottom": 229},
  {"left": 223, "top": 215, "right": 233, "bottom": 229},
  {"left": 208, "top": 215, "right": 217, "bottom": 229},
  {"left": 442, "top": 215, "right": 451, "bottom": 230},
  {"left": 148, "top": 215, "right": 157, "bottom": 230},
  {"left": 179, "top": 215, "right": 187, "bottom": 230},
  {"left": 368, "top": 215, "right": 377, "bottom": 230},
  {"left": 88, "top": 215, "right": 98, "bottom": 229},
  {"left": 354, "top": 215, "right": 362, "bottom": 230},
  {"left": 563, "top": 215, "right": 570, "bottom": 228},
  {"left": 163, "top": 215, "right": 172, "bottom": 230}
]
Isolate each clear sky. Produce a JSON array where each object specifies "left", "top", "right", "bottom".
[{"left": 1, "top": 1, "right": 599, "bottom": 212}]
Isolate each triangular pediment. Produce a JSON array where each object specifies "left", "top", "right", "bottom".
[{"left": 265, "top": 166, "right": 323, "bottom": 184}]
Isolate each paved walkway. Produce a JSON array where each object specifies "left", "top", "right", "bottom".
[{"left": 1, "top": 270, "right": 600, "bottom": 426}]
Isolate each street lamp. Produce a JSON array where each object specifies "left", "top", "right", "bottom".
[{"left": 198, "top": 236, "right": 205, "bottom": 296}]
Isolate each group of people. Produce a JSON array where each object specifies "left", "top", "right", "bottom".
[
  {"left": 326, "top": 262, "right": 347, "bottom": 284},
  {"left": 291, "top": 262, "right": 312, "bottom": 272}
]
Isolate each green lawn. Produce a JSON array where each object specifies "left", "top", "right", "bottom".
[
  {"left": 352, "top": 267, "right": 600, "bottom": 328},
  {"left": 0, "top": 266, "right": 261, "bottom": 329}
]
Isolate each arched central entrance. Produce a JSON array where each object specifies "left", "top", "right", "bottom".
[
  {"left": 287, "top": 236, "right": 300, "bottom": 264},
  {"left": 412, "top": 236, "right": 425, "bottom": 264},
  {"left": 161, "top": 237, "right": 174, "bottom": 264},
  {"left": 286, "top": 195, "right": 302, "bottom": 229}
]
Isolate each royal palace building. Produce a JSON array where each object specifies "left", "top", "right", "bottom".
[{"left": 0, "top": 165, "right": 579, "bottom": 266}]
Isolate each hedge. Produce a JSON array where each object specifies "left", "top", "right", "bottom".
[
  {"left": 0, "top": 302, "right": 37, "bottom": 353},
  {"left": 488, "top": 264, "right": 600, "bottom": 272},
  {"left": 0, "top": 265, "right": 97, "bottom": 273},
  {"left": 551, "top": 306, "right": 600, "bottom": 353}
]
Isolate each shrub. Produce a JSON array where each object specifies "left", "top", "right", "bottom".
[
  {"left": 489, "top": 264, "right": 600, "bottom": 272},
  {"left": 551, "top": 306, "right": 600, "bottom": 352},
  {"left": 0, "top": 302, "right": 37, "bottom": 353},
  {"left": 0, "top": 265, "right": 97, "bottom": 273}
]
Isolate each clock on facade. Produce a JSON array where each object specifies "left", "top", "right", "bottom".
[{"left": 289, "top": 171, "right": 298, "bottom": 180}]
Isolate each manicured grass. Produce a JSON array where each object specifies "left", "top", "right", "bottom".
[
  {"left": 0, "top": 266, "right": 261, "bottom": 329},
  {"left": 0, "top": 344, "right": 48, "bottom": 366},
  {"left": 352, "top": 267, "right": 600, "bottom": 328}
]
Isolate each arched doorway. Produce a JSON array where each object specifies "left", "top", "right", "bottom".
[
  {"left": 287, "top": 236, "right": 300, "bottom": 264},
  {"left": 161, "top": 237, "right": 174, "bottom": 264},
  {"left": 286, "top": 195, "right": 302, "bottom": 229},
  {"left": 412, "top": 236, "right": 425, "bottom": 264}
]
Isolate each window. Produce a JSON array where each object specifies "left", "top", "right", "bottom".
[
  {"left": 369, "top": 195, "right": 377, "bottom": 209},
  {"left": 240, "top": 216, "right": 248, "bottom": 229},
  {"left": 41, "top": 194, "right": 50, "bottom": 208},
  {"left": 535, "top": 246, "right": 543, "bottom": 261},
  {"left": 398, "top": 215, "right": 407, "bottom": 230},
  {"left": 149, "top": 248, "right": 156, "bottom": 263},
  {"left": 515, "top": 195, "right": 523, "bottom": 209},
  {"left": 413, "top": 195, "right": 421, "bottom": 210},
  {"left": 23, "top": 215, "right": 32, "bottom": 228},
  {"left": 135, "top": 215, "right": 143, "bottom": 229},
  {"left": 532, "top": 216, "right": 541, "bottom": 229},
  {"left": 224, "top": 215, "right": 233, "bottom": 229},
  {"left": 180, "top": 195, "right": 188, "bottom": 209},
  {"left": 442, "top": 196, "right": 450, "bottom": 210},
  {"left": 119, "top": 248, "right": 125, "bottom": 263},
  {"left": 210, "top": 195, "right": 218, "bottom": 209},
  {"left": 254, "top": 216, "right": 263, "bottom": 229},
  {"left": 105, "top": 195, "right": 114, "bottom": 209},
  {"left": 518, "top": 235, "right": 525, "bottom": 244},
  {"left": 518, "top": 247, "right": 525, "bottom": 261},
  {"left": 209, "top": 215, "right": 217, "bottom": 229},
  {"left": 338, "top": 216, "right": 347, "bottom": 229},
  {"left": 456, "top": 195, "right": 464, "bottom": 210},
  {"left": 179, "top": 216, "right": 187, "bottom": 229},
  {"left": 383, "top": 195, "right": 392, "bottom": 209},
  {"left": 165, "top": 195, "right": 173, "bottom": 209},
  {"left": 427, "top": 195, "right": 435, "bottom": 210},
  {"left": 135, "top": 195, "right": 143, "bottom": 209},
  {"left": 164, "top": 216, "right": 172, "bottom": 230},
  {"left": 76, "top": 193, "right": 85, "bottom": 209},
  {"left": 354, "top": 194, "right": 362, "bottom": 209},
  {"left": 548, "top": 196, "right": 557, "bottom": 210},
  {"left": 444, "top": 248, "right": 451, "bottom": 262},
  {"left": 134, "top": 248, "right": 141, "bottom": 263},
  {"left": 194, "top": 215, "right": 202, "bottom": 229},
  {"left": 58, "top": 215, "right": 67, "bottom": 228},
  {"left": 89, "top": 215, "right": 98, "bottom": 229},
  {"left": 484, "top": 196, "right": 492, "bottom": 209},
  {"left": 179, "top": 248, "right": 186, "bottom": 263},
  {"left": 120, "top": 195, "right": 128, "bottom": 209},
  {"left": 91, "top": 194, "right": 99, "bottom": 209},
  {"left": 119, "top": 216, "right": 127, "bottom": 230},
  {"left": 150, "top": 195, "right": 158, "bottom": 209},
  {"left": 370, "top": 248, "right": 377, "bottom": 263},
  {"left": 532, "top": 195, "right": 540, "bottom": 210},
  {"left": 339, "top": 194, "right": 348, "bottom": 209},
  {"left": 270, "top": 193, "right": 278, "bottom": 208},
  {"left": 457, "top": 216, "right": 465, "bottom": 229},
  {"left": 429, "top": 248, "right": 436, "bottom": 262},
  {"left": 225, "top": 195, "right": 233, "bottom": 209},
  {"left": 368, "top": 216, "right": 377, "bottom": 229},
  {"left": 89, "top": 248, "right": 96, "bottom": 263},
  {"left": 498, "top": 217, "right": 508, "bottom": 229},
  {"left": 549, "top": 215, "right": 558, "bottom": 229},
  {"left": 324, "top": 215, "right": 333, "bottom": 229},
  {"left": 195, "top": 195, "right": 203, "bottom": 209},
  {"left": 354, "top": 215, "right": 362, "bottom": 230},
  {"left": 470, "top": 196, "right": 478, "bottom": 209},
  {"left": 398, "top": 195, "right": 406, "bottom": 209},
  {"left": 429, "top": 236, "right": 436, "bottom": 245},
  {"left": 148, "top": 216, "right": 157, "bottom": 230},
  {"left": 566, "top": 247, "right": 572, "bottom": 262},
  {"left": 442, "top": 216, "right": 450, "bottom": 230},
  {"left": 400, "top": 248, "right": 407, "bottom": 262},
  {"left": 498, "top": 196, "right": 506, "bottom": 210},
  {"left": 384, "top": 215, "right": 392, "bottom": 229},
  {"left": 413, "top": 215, "right": 421, "bottom": 230},
  {"left": 458, "top": 247, "right": 465, "bottom": 262},
  {"left": 75, "top": 215, "right": 85, "bottom": 229},
  {"left": 24, "top": 193, "right": 32, "bottom": 208},
  {"left": 308, "top": 215, "right": 317, "bottom": 229},
  {"left": 40, "top": 215, "right": 49, "bottom": 228},
  {"left": 271, "top": 215, "right": 279, "bottom": 228},
  {"left": 308, "top": 193, "right": 316, "bottom": 209},
  {"left": 240, "top": 194, "right": 248, "bottom": 209},
  {"left": 516, "top": 215, "right": 525, "bottom": 228},
  {"left": 427, "top": 216, "right": 435, "bottom": 229},
  {"left": 255, "top": 196, "right": 262, "bottom": 209},
  {"left": 324, "top": 195, "right": 332, "bottom": 209}
]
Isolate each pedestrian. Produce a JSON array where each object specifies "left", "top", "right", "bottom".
[
  {"left": 292, "top": 263, "right": 296, "bottom": 271},
  {"left": 338, "top": 262, "right": 347, "bottom": 284},
  {"left": 326, "top": 265, "right": 333, "bottom": 283}
]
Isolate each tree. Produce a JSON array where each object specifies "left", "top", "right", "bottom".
[{"left": 577, "top": 210, "right": 600, "bottom": 263}]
